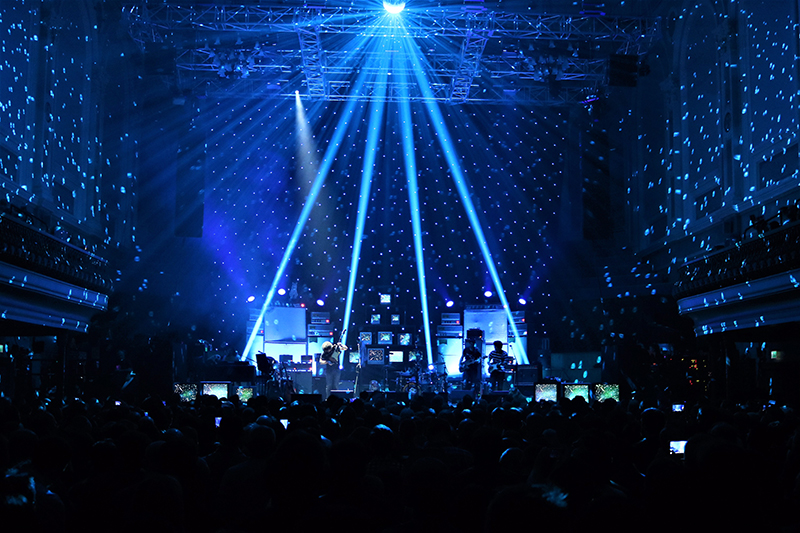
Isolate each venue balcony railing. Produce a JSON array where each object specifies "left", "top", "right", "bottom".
[
  {"left": 0, "top": 213, "right": 113, "bottom": 294},
  {"left": 675, "top": 220, "right": 800, "bottom": 299}
]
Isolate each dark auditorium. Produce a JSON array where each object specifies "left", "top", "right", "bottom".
[{"left": 2, "top": 1, "right": 800, "bottom": 531}]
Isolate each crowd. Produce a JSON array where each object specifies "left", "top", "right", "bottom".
[{"left": 1, "top": 386, "right": 800, "bottom": 533}]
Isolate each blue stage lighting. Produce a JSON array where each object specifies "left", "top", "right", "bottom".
[
  {"left": 446, "top": 300, "right": 454, "bottom": 308},
  {"left": 341, "top": 53, "right": 389, "bottom": 350},
  {"left": 484, "top": 290, "right": 493, "bottom": 298},
  {"left": 399, "top": 30, "right": 528, "bottom": 363},
  {"left": 383, "top": 0, "right": 405, "bottom": 14},
  {"left": 277, "top": 288, "right": 286, "bottom": 296},
  {"left": 399, "top": 82, "right": 434, "bottom": 368},
  {"left": 247, "top": 295, "right": 256, "bottom": 303},
  {"left": 518, "top": 297, "right": 527, "bottom": 306},
  {"left": 316, "top": 299, "right": 325, "bottom": 307}
]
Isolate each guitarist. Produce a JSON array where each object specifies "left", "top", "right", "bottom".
[
  {"left": 488, "top": 340, "right": 511, "bottom": 391},
  {"left": 459, "top": 338, "right": 482, "bottom": 395},
  {"left": 320, "top": 341, "right": 348, "bottom": 399}
]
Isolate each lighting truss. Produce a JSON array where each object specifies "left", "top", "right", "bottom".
[{"left": 124, "top": 2, "right": 660, "bottom": 104}]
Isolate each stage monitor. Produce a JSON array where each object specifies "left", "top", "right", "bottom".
[
  {"left": 203, "top": 382, "right": 229, "bottom": 400},
  {"left": 370, "top": 314, "right": 381, "bottom": 325},
  {"left": 398, "top": 332, "right": 412, "bottom": 346},
  {"left": 174, "top": 383, "right": 198, "bottom": 402},
  {"left": 563, "top": 383, "right": 590, "bottom": 401},
  {"left": 367, "top": 348, "right": 385, "bottom": 364},
  {"left": 534, "top": 383, "right": 558, "bottom": 403},
  {"left": 378, "top": 331, "right": 392, "bottom": 344},
  {"left": 593, "top": 383, "right": 620, "bottom": 402},
  {"left": 236, "top": 387, "right": 254, "bottom": 402},
  {"left": 388, "top": 350, "right": 404, "bottom": 363}
]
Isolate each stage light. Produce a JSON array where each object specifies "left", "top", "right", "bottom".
[
  {"left": 316, "top": 299, "right": 325, "bottom": 307},
  {"left": 484, "top": 290, "right": 493, "bottom": 298},
  {"left": 277, "top": 288, "right": 286, "bottom": 296},
  {"left": 247, "top": 295, "right": 256, "bottom": 303},
  {"left": 518, "top": 297, "right": 527, "bottom": 306},
  {"left": 383, "top": 0, "right": 405, "bottom": 14},
  {"left": 446, "top": 300, "right": 454, "bottom": 308}
]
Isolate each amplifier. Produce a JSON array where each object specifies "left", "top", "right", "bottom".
[{"left": 307, "top": 325, "right": 334, "bottom": 337}]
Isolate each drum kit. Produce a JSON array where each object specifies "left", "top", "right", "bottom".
[
  {"left": 257, "top": 354, "right": 295, "bottom": 399},
  {"left": 394, "top": 361, "right": 448, "bottom": 394}
]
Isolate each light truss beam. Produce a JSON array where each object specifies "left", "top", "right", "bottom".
[
  {"left": 124, "top": 4, "right": 659, "bottom": 49},
  {"left": 295, "top": 8, "right": 327, "bottom": 98},
  {"left": 449, "top": 7, "right": 492, "bottom": 103}
]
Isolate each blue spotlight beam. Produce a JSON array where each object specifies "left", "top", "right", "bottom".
[
  {"left": 400, "top": 24, "right": 528, "bottom": 364},
  {"left": 397, "top": 70, "right": 435, "bottom": 369},
  {"left": 242, "top": 74, "right": 368, "bottom": 362},
  {"left": 340, "top": 52, "right": 390, "bottom": 355}
]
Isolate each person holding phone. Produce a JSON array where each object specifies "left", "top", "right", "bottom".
[{"left": 320, "top": 341, "right": 348, "bottom": 399}]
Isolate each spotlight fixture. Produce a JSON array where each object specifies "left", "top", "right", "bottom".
[
  {"left": 445, "top": 300, "right": 454, "bottom": 308},
  {"left": 484, "top": 290, "right": 493, "bottom": 298},
  {"left": 518, "top": 298, "right": 527, "bottom": 306},
  {"left": 277, "top": 288, "right": 286, "bottom": 296},
  {"left": 383, "top": 0, "right": 406, "bottom": 14},
  {"left": 316, "top": 299, "right": 325, "bottom": 307},
  {"left": 247, "top": 295, "right": 256, "bottom": 303}
]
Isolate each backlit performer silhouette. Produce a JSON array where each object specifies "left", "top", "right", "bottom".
[
  {"left": 459, "top": 338, "right": 482, "bottom": 396},
  {"left": 320, "top": 340, "right": 348, "bottom": 398}
]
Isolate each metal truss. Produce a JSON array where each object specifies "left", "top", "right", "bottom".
[
  {"left": 124, "top": 4, "right": 659, "bottom": 45},
  {"left": 295, "top": 8, "right": 327, "bottom": 98},
  {"left": 124, "top": 2, "right": 660, "bottom": 104},
  {"left": 449, "top": 6, "right": 492, "bottom": 103}
]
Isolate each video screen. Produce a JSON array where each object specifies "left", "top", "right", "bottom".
[
  {"left": 534, "top": 383, "right": 558, "bottom": 402},
  {"left": 367, "top": 348, "right": 385, "bottom": 364},
  {"left": 360, "top": 331, "right": 373, "bottom": 344},
  {"left": 563, "top": 383, "right": 590, "bottom": 401},
  {"left": 408, "top": 350, "right": 420, "bottom": 362},
  {"left": 391, "top": 314, "right": 400, "bottom": 325},
  {"left": 203, "top": 382, "right": 229, "bottom": 400},
  {"left": 236, "top": 387, "right": 254, "bottom": 402},
  {"left": 398, "top": 333, "right": 412, "bottom": 346},
  {"left": 348, "top": 351, "right": 360, "bottom": 364},
  {"left": 378, "top": 331, "right": 392, "bottom": 344},
  {"left": 380, "top": 293, "right": 391, "bottom": 304},
  {"left": 388, "top": 350, "right": 404, "bottom": 363},
  {"left": 370, "top": 314, "right": 381, "bottom": 325},
  {"left": 174, "top": 383, "right": 198, "bottom": 402},
  {"left": 593, "top": 383, "right": 620, "bottom": 402}
]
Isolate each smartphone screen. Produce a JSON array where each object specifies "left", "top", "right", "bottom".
[{"left": 669, "top": 440, "right": 687, "bottom": 456}]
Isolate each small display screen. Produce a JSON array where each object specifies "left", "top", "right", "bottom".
[
  {"left": 203, "top": 382, "right": 229, "bottom": 399},
  {"left": 391, "top": 314, "right": 400, "bottom": 324},
  {"left": 237, "top": 387, "right": 254, "bottom": 402},
  {"left": 563, "top": 384, "right": 589, "bottom": 401},
  {"left": 360, "top": 331, "right": 373, "bottom": 344},
  {"left": 593, "top": 383, "right": 620, "bottom": 402},
  {"left": 174, "top": 383, "right": 198, "bottom": 402},
  {"left": 378, "top": 331, "right": 392, "bottom": 344},
  {"left": 388, "top": 350, "right": 404, "bottom": 363},
  {"left": 368, "top": 348, "right": 385, "bottom": 364},
  {"left": 380, "top": 294, "right": 391, "bottom": 304},
  {"left": 534, "top": 383, "right": 558, "bottom": 402},
  {"left": 370, "top": 314, "right": 381, "bottom": 325},
  {"left": 398, "top": 333, "right": 412, "bottom": 346}
]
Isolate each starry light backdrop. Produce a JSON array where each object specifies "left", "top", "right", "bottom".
[
  {"left": 200, "top": 93, "right": 562, "bottom": 349},
  {"left": 4, "top": 1, "right": 797, "bottom": 357}
]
